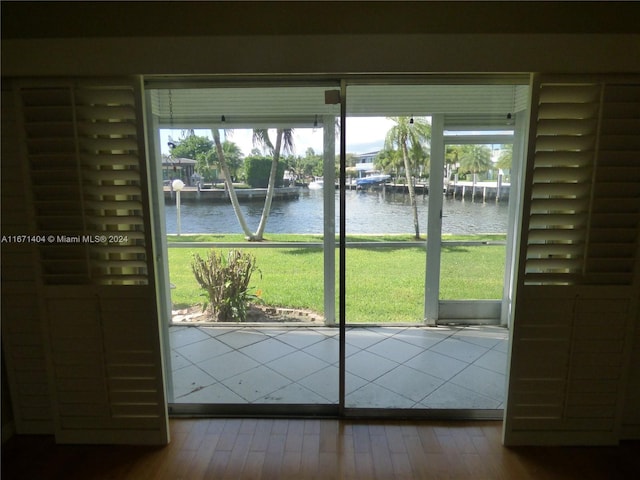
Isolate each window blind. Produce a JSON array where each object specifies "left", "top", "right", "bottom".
[{"left": 20, "top": 82, "right": 149, "bottom": 285}]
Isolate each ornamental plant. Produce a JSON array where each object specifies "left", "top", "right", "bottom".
[{"left": 191, "top": 249, "right": 260, "bottom": 322}]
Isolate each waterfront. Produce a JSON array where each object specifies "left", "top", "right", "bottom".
[{"left": 164, "top": 188, "right": 509, "bottom": 235}]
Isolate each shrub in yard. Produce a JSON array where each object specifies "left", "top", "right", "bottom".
[
  {"left": 191, "top": 249, "right": 260, "bottom": 322},
  {"left": 244, "top": 155, "right": 286, "bottom": 188}
]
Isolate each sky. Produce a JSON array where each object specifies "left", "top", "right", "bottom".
[{"left": 160, "top": 117, "right": 396, "bottom": 157}]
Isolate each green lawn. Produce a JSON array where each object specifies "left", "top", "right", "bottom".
[{"left": 167, "top": 234, "right": 506, "bottom": 323}]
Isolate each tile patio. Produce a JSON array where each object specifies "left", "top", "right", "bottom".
[{"left": 169, "top": 324, "right": 508, "bottom": 409}]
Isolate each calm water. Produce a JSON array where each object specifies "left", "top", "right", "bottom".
[{"left": 164, "top": 188, "right": 509, "bottom": 235}]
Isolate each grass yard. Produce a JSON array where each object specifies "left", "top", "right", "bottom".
[{"left": 167, "top": 234, "right": 506, "bottom": 323}]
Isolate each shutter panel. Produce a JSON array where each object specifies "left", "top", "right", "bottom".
[
  {"left": 505, "top": 75, "right": 640, "bottom": 446},
  {"left": 586, "top": 84, "right": 640, "bottom": 285},
  {"left": 1, "top": 83, "right": 54, "bottom": 434},
  {"left": 21, "top": 83, "right": 149, "bottom": 286},
  {"left": 523, "top": 81, "right": 640, "bottom": 286},
  {"left": 524, "top": 83, "right": 600, "bottom": 285},
  {"left": 10, "top": 78, "right": 168, "bottom": 445}
]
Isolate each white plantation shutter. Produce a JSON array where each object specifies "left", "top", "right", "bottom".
[
  {"left": 523, "top": 81, "right": 640, "bottom": 286},
  {"left": 1, "top": 85, "right": 54, "bottom": 435},
  {"left": 4, "top": 78, "right": 168, "bottom": 444},
  {"left": 505, "top": 75, "right": 640, "bottom": 446},
  {"left": 21, "top": 82, "right": 149, "bottom": 285}
]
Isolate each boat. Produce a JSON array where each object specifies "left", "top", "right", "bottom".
[
  {"left": 308, "top": 178, "right": 324, "bottom": 189},
  {"left": 356, "top": 174, "right": 390, "bottom": 187}
]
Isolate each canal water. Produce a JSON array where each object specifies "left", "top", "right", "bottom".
[{"left": 164, "top": 188, "right": 509, "bottom": 235}]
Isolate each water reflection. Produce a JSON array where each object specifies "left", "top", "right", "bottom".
[{"left": 164, "top": 189, "right": 508, "bottom": 235}]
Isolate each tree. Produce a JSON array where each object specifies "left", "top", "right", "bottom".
[
  {"left": 170, "top": 134, "right": 213, "bottom": 162},
  {"left": 212, "top": 129, "right": 253, "bottom": 237},
  {"left": 495, "top": 144, "right": 513, "bottom": 171},
  {"left": 211, "top": 127, "right": 293, "bottom": 241},
  {"left": 457, "top": 145, "right": 493, "bottom": 178},
  {"left": 252, "top": 128, "right": 294, "bottom": 240},
  {"left": 384, "top": 116, "right": 431, "bottom": 239},
  {"left": 207, "top": 140, "right": 243, "bottom": 181},
  {"left": 375, "top": 147, "right": 403, "bottom": 178}
]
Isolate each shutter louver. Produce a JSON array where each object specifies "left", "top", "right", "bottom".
[
  {"left": 1, "top": 85, "right": 54, "bottom": 434},
  {"left": 21, "top": 87, "right": 88, "bottom": 284},
  {"left": 524, "top": 82, "right": 640, "bottom": 286},
  {"left": 20, "top": 83, "right": 149, "bottom": 285},
  {"left": 585, "top": 84, "right": 640, "bottom": 285}
]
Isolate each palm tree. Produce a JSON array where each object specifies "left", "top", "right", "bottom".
[
  {"left": 384, "top": 116, "right": 431, "bottom": 239},
  {"left": 375, "top": 147, "right": 403, "bottom": 179},
  {"left": 458, "top": 144, "right": 492, "bottom": 178},
  {"left": 212, "top": 129, "right": 253, "bottom": 238},
  {"left": 495, "top": 144, "right": 513, "bottom": 172},
  {"left": 252, "top": 128, "right": 294, "bottom": 240},
  {"left": 211, "top": 127, "right": 293, "bottom": 241}
]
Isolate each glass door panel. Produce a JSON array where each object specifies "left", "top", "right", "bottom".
[
  {"left": 344, "top": 84, "right": 431, "bottom": 409},
  {"left": 147, "top": 84, "right": 340, "bottom": 410},
  {"left": 438, "top": 142, "right": 511, "bottom": 322},
  {"left": 343, "top": 82, "right": 523, "bottom": 410}
]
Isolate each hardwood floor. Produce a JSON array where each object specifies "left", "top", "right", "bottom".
[{"left": 2, "top": 419, "right": 639, "bottom": 479}]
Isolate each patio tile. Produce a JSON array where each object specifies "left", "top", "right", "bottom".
[
  {"left": 391, "top": 328, "right": 451, "bottom": 349},
  {"left": 174, "top": 337, "right": 233, "bottom": 364},
  {"left": 473, "top": 349, "right": 508, "bottom": 374},
  {"left": 297, "top": 365, "right": 340, "bottom": 402},
  {"left": 198, "top": 326, "right": 238, "bottom": 338},
  {"left": 304, "top": 337, "right": 339, "bottom": 364},
  {"left": 429, "top": 337, "right": 489, "bottom": 364},
  {"left": 404, "top": 349, "right": 468, "bottom": 381},
  {"left": 266, "top": 350, "right": 330, "bottom": 381},
  {"left": 451, "top": 327, "right": 506, "bottom": 349},
  {"left": 345, "top": 372, "right": 370, "bottom": 393},
  {"left": 238, "top": 338, "right": 297, "bottom": 364},
  {"left": 275, "top": 330, "right": 326, "bottom": 350},
  {"left": 346, "top": 350, "right": 399, "bottom": 382},
  {"left": 172, "top": 364, "right": 216, "bottom": 399},
  {"left": 314, "top": 326, "right": 339, "bottom": 337},
  {"left": 345, "top": 382, "right": 415, "bottom": 409},
  {"left": 345, "top": 328, "right": 387, "bottom": 349},
  {"left": 215, "top": 329, "right": 269, "bottom": 349},
  {"left": 221, "top": 366, "right": 292, "bottom": 403},
  {"left": 419, "top": 382, "right": 502, "bottom": 409},
  {"left": 177, "top": 382, "right": 245, "bottom": 403},
  {"left": 169, "top": 324, "right": 508, "bottom": 409},
  {"left": 170, "top": 351, "right": 192, "bottom": 371},
  {"left": 365, "top": 337, "right": 424, "bottom": 363},
  {"left": 197, "top": 350, "right": 260, "bottom": 381},
  {"left": 170, "top": 326, "right": 211, "bottom": 348},
  {"left": 373, "top": 365, "right": 444, "bottom": 402},
  {"left": 493, "top": 338, "right": 509, "bottom": 353},
  {"left": 450, "top": 365, "right": 506, "bottom": 403},
  {"left": 252, "top": 327, "right": 291, "bottom": 337},
  {"left": 258, "top": 382, "right": 329, "bottom": 404}
]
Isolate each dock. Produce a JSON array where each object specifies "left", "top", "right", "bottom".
[
  {"left": 445, "top": 181, "right": 510, "bottom": 202},
  {"left": 164, "top": 186, "right": 301, "bottom": 203}
]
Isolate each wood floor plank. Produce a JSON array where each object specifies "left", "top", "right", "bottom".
[
  {"left": 261, "top": 432, "right": 286, "bottom": 480},
  {"left": 3, "top": 419, "right": 640, "bottom": 480},
  {"left": 319, "top": 419, "right": 339, "bottom": 453},
  {"left": 370, "top": 432, "right": 396, "bottom": 479},
  {"left": 183, "top": 433, "right": 222, "bottom": 480},
  {"left": 300, "top": 432, "right": 320, "bottom": 476}
]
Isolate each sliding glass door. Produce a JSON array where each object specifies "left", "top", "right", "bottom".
[{"left": 145, "top": 76, "right": 528, "bottom": 415}]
